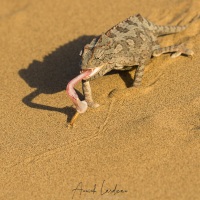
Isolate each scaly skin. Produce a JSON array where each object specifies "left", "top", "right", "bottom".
[{"left": 67, "top": 14, "right": 199, "bottom": 115}]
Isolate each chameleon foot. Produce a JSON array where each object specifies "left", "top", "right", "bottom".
[
  {"left": 87, "top": 101, "right": 100, "bottom": 108},
  {"left": 171, "top": 44, "right": 194, "bottom": 58},
  {"left": 153, "top": 44, "right": 194, "bottom": 58}
]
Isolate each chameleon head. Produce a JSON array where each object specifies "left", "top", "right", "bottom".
[{"left": 80, "top": 33, "right": 113, "bottom": 79}]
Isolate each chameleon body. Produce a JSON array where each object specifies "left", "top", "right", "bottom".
[
  {"left": 67, "top": 14, "right": 198, "bottom": 114},
  {"left": 80, "top": 14, "right": 197, "bottom": 108}
]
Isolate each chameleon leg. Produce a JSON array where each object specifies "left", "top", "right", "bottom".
[
  {"left": 152, "top": 14, "right": 200, "bottom": 36},
  {"left": 133, "top": 65, "right": 145, "bottom": 87},
  {"left": 82, "top": 80, "right": 100, "bottom": 108},
  {"left": 153, "top": 44, "right": 194, "bottom": 58}
]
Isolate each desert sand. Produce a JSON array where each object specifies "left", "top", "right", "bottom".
[{"left": 1, "top": 0, "right": 200, "bottom": 199}]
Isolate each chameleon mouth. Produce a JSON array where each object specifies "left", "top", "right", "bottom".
[{"left": 82, "top": 66, "right": 103, "bottom": 80}]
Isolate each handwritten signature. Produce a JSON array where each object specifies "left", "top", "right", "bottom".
[{"left": 72, "top": 180, "right": 128, "bottom": 199}]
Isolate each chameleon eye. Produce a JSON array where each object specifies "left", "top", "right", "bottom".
[{"left": 94, "top": 49, "right": 104, "bottom": 59}]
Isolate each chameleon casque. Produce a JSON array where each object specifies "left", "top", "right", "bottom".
[{"left": 67, "top": 14, "right": 198, "bottom": 124}]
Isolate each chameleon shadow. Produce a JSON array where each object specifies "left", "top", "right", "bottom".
[
  {"left": 19, "top": 35, "right": 96, "bottom": 121},
  {"left": 118, "top": 69, "right": 135, "bottom": 88}
]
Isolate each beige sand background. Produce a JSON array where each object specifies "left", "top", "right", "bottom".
[{"left": 1, "top": 0, "right": 200, "bottom": 199}]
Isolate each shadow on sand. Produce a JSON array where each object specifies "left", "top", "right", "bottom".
[{"left": 19, "top": 35, "right": 96, "bottom": 121}]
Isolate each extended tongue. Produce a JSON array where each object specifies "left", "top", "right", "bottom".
[{"left": 66, "top": 69, "right": 92, "bottom": 113}]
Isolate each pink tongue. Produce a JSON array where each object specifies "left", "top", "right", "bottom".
[{"left": 66, "top": 70, "right": 92, "bottom": 113}]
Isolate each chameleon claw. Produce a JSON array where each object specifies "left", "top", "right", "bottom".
[
  {"left": 188, "top": 54, "right": 193, "bottom": 60},
  {"left": 87, "top": 101, "right": 100, "bottom": 108}
]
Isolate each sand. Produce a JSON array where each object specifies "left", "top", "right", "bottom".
[{"left": 1, "top": 0, "right": 200, "bottom": 199}]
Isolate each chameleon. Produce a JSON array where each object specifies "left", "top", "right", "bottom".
[{"left": 66, "top": 13, "right": 199, "bottom": 124}]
